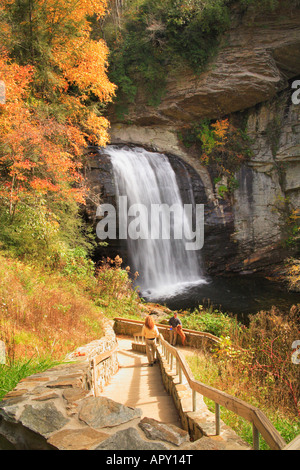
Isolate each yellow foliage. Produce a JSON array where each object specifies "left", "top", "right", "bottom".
[
  {"left": 0, "top": 0, "right": 116, "bottom": 211},
  {"left": 211, "top": 118, "right": 230, "bottom": 144}
]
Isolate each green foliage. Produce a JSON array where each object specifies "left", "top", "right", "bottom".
[
  {"left": 108, "top": 4, "right": 168, "bottom": 110},
  {"left": 179, "top": 117, "right": 253, "bottom": 197},
  {"left": 0, "top": 195, "right": 96, "bottom": 270},
  {"left": 180, "top": 306, "right": 240, "bottom": 337},
  {"left": 59, "top": 247, "right": 95, "bottom": 280},
  {"left": 0, "top": 203, "right": 56, "bottom": 258},
  {"left": 165, "top": 0, "right": 230, "bottom": 71},
  {"left": 106, "top": 0, "right": 231, "bottom": 109},
  {"left": 238, "top": 0, "right": 279, "bottom": 10},
  {"left": 0, "top": 357, "right": 60, "bottom": 399}
]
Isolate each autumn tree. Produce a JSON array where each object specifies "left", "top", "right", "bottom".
[{"left": 0, "top": 0, "right": 116, "bottom": 263}]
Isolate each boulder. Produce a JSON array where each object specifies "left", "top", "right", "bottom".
[
  {"left": 19, "top": 402, "right": 69, "bottom": 438},
  {"left": 139, "top": 417, "right": 190, "bottom": 447},
  {"left": 78, "top": 396, "right": 142, "bottom": 429},
  {"left": 94, "top": 427, "right": 168, "bottom": 451}
]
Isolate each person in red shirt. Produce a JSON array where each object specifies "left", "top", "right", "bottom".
[{"left": 168, "top": 313, "right": 181, "bottom": 346}]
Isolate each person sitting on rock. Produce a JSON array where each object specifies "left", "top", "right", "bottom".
[{"left": 168, "top": 313, "right": 182, "bottom": 346}]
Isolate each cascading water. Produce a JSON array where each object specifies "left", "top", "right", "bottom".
[{"left": 104, "top": 145, "right": 207, "bottom": 300}]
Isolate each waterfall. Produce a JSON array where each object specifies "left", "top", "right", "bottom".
[{"left": 104, "top": 145, "right": 206, "bottom": 300}]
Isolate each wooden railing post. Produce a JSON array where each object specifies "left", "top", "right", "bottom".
[
  {"left": 178, "top": 364, "right": 182, "bottom": 384},
  {"left": 215, "top": 403, "right": 220, "bottom": 435},
  {"left": 193, "top": 390, "right": 197, "bottom": 412},
  {"left": 253, "top": 424, "right": 260, "bottom": 450}
]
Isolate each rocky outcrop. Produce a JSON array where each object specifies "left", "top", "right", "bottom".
[{"left": 109, "top": 7, "right": 300, "bottom": 127}]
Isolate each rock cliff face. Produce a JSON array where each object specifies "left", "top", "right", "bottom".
[
  {"left": 232, "top": 90, "right": 300, "bottom": 271},
  {"left": 108, "top": 7, "right": 300, "bottom": 127},
  {"left": 86, "top": 7, "right": 300, "bottom": 275}
]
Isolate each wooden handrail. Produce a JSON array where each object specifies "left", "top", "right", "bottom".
[
  {"left": 157, "top": 333, "right": 287, "bottom": 450},
  {"left": 92, "top": 343, "right": 119, "bottom": 368},
  {"left": 282, "top": 434, "right": 300, "bottom": 450}
]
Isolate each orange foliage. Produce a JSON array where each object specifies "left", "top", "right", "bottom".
[
  {"left": 211, "top": 118, "right": 230, "bottom": 144},
  {"left": 0, "top": 51, "right": 88, "bottom": 210},
  {"left": 4, "top": 0, "right": 117, "bottom": 103},
  {"left": 0, "top": 0, "right": 116, "bottom": 213}
]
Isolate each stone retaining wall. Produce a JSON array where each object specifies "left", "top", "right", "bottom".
[
  {"left": 0, "top": 318, "right": 196, "bottom": 451},
  {"left": 155, "top": 346, "right": 249, "bottom": 448},
  {"left": 114, "top": 318, "right": 219, "bottom": 350},
  {"left": 0, "top": 318, "right": 119, "bottom": 450}
]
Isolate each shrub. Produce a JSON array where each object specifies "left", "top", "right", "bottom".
[
  {"left": 180, "top": 306, "right": 241, "bottom": 337},
  {"left": 0, "top": 197, "right": 95, "bottom": 271},
  {"left": 179, "top": 117, "right": 253, "bottom": 196},
  {"left": 186, "top": 303, "right": 300, "bottom": 447},
  {"left": 210, "top": 305, "right": 300, "bottom": 419},
  {"left": 94, "top": 256, "right": 141, "bottom": 319}
]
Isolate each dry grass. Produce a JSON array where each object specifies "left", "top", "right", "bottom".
[{"left": 0, "top": 254, "right": 103, "bottom": 363}]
